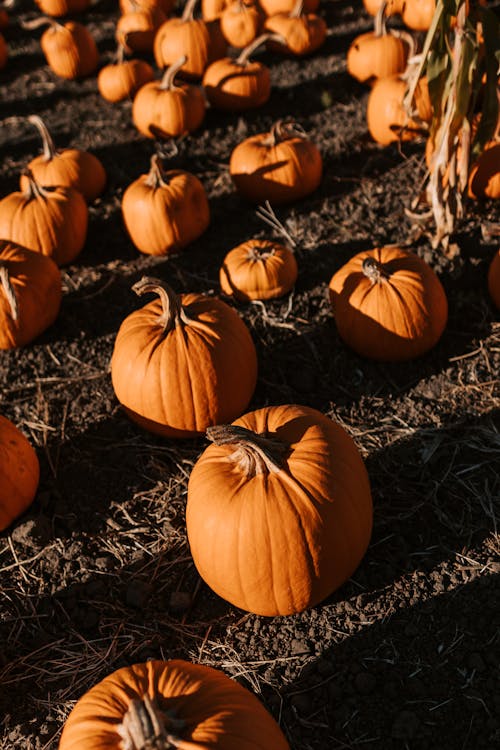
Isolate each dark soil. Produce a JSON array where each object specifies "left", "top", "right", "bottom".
[{"left": 1, "top": 1, "right": 499, "bottom": 748}]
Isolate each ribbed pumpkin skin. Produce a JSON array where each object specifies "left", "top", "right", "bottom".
[
  {"left": 220, "top": 239, "right": 298, "bottom": 300},
  {"left": 264, "top": 12, "right": 326, "bottom": 56},
  {"left": 469, "top": 142, "right": 500, "bottom": 200},
  {"left": 329, "top": 246, "right": 448, "bottom": 361},
  {"left": 488, "top": 250, "right": 500, "bottom": 310},
  {"left": 154, "top": 18, "right": 213, "bottom": 78},
  {"left": 202, "top": 0, "right": 230, "bottom": 19},
  {"left": 111, "top": 293, "right": 258, "bottom": 437},
  {"left": 187, "top": 404, "right": 373, "bottom": 616},
  {"left": 220, "top": 1, "right": 261, "bottom": 47},
  {"left": 0, "top": 415, "right": 40, "bottom": 532},
  {"left": 346, "top": 32, "right": 408, "bottom": 83},
  {"left": 203, "top": 58, "right": 270, "bottom": 110},
  {"left": 59, "top": 660, "right": 290, "bottom": 750},
  {"left": 20, "top": 150, "right": 106, "bottom": 204},
  {"left": 98, "top": 59, "right": 154, "bottom": 102},
  {"left": 0, "top": 242, "right": 62, "bottom": 349},
  {"left": 132, "top": 81, "right": 206, "bottom": 137},
  {"left": 34, "top": 0, "right": 91, "bottom": 15},
  {"left": 367, "top": 75, "right": 430, "bottom": 145},
  {"left": 40, "top": 22, "right": 99, "bottom": 79},
  {"left": 0, "top": 185, "right": 88, "bottom": 266},
  {"left": 116, "top": 7, "right": 166, "bottom": 53}
]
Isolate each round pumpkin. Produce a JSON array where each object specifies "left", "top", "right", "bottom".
[
  {"left": 488, "top": 250, "right": 500, "bottom": 310},
  {"left": 34, "top": 0, "right": 91, "bottom": 15},
  {"left": 97, "top": 46, "right": 154, "bottom": 102},
  {"left": 111, "top": 277, "right": 258, "bottom": 438},
  {"left": 186, "top": 404, "right": 373, "bottom": 616},
  {"left": 263, "top": 0, "right": 326, "bottom": 57},
  {"left": 401, "top": 0, "right": 435, "bottom": 30},
  {"left": 363, "top": 0, "right": 404, "bottom": 15},
  {"left": 116, "top": 6, "right": 167, "bottom": 53},
  {"left": 21, "top": 116, "right": 106, "bottom": 203},
  {"left": 120, "top": 0, "right": 175, "bottom": 15},
  {"left": 230, "top": 119, "right": 322, "bottom": 204},
  {"left": 258, "top": 0, "right": 319, "bottom": 15},
  {"left": 367, "top": 74, "right": 431, "bottom": 145},
  {"left": 59, "top": 660, "right": 290, "bottom": 750},
  {"left": 220, "top": 238, "right": 298, "bottom": 300},
  {"left": 132, "top": 55, "right": 206, "bottom": 138},
  {"left": 201, "top": 0, "right": 231, "bottom": 18},
  {"left": 0, "top": 414, "right": 40, "bottom": 532},
  {"left": 121, "top": 155, "right": 210, "bottom": 255},
  {"left": 0, "top": 241, "right": 62, "bottom": 349},
  {"left": 38, "top": 18, "right": 99, "bottom": 79},
  {"left": 329, "top": 246, "right": 448, "bottom": 361},
  {"left": 220, "top": 0, "right": 262, "bottom": 47},
  {"left": 468, "top": 141, "right": 500, "bottom": 200},
  {"left": 347, "top": 6, "right": 409, "bottom": 84},
  {"left": 0, "top": 170, "right": 88, "bottom": 266}
]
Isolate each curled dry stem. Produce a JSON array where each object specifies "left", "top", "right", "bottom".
[
  {"left": 236, "top": 32, "right": 287, "bottom": 65},
  {"left": 117, "top": 695, "right": 184, "bottom": 750},
  {"left": 206, "top": 424, "right": 288, "bottom": 476},
  {"left": 132, "top": 275, "right": 191, "bottom": 331},
  {"left": 28, "top": 115, "right": 57, "bottom": 161},
  {"left": 159, "top": 55, "right": 188, "bottom": 89},
  {"left": 0, "top": 262, "right": 18, "bottom": 322}
]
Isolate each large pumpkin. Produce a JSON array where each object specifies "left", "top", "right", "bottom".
[
  {"left": 328, "top": 246, "right": 448, "bottom": 361},
  {"left": 59, "top": 660, "right": 290, "bottom": 750},
  {"left": 186, "top": 404, "right": 373, "bottom": 616},
  {"left": 0, "top": 414, "right": 40, "bottom": 531},
  {"left": 0, "top": 241, "right": 62, "bottom": 349},
  {"left": 111, "top": 277, "right": 258, "bottom": 438}
]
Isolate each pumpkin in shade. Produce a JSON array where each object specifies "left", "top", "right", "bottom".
[
  {"left": 132, "top": 55, "right": 206, "bottom": 138},
  {"left": 187, "top": 404, "right": 373, "bottom": 616},
  {"left": 0, "top": 9, "right": 8, "bottom": 30},
  {"left": 0, "top": 31, "right": 6, "bottom": 69},
  {"left": 120, "top": 0, "right": 175, "bottom": 15},
  {"left": 258, "top": 0, "right": 318, "bottom": 15},
  {"left": 34, "top": 0, "right": 91, "bottom": 16},
  {"left": 27, "top": 17, "right": 99, "bottom": 79},
  {"left": 0, "top": 414, "right": 40, "bottom": 532},
  {"left": 0, "top": 241, "right": 62, "bottom": 350},
  {"left": 329, "top": 246, "right": 448, "bottom": 361},
  {"left": 116, "top": 5, "right": 167, "bottom": 53},
  {"left": 488, "top": 250, "right": 500, "bottom": 310},
  {"left": 121, "top": 155, "right": 209, "bottom": 256},
  {"left": 230, "top": 119, "right": 322, "bottom": 204},
  {"left": 154, "top": 0, "right": 226, "bottom": 79},
  {"left": 97, "top": 43, "right": 154, "bottom": 102},
  {"left": 20, "top": 116, "right": 106, "bottom": 203},
  {"left": 366, "top": 74, "right": 431, "bottom": 145},
  {"left": 111, "top": 277, "right": 258, "bottom": 438},
  {"left": 0, "top": 170, "right": 88, "bottom": 266},
  {"left": 59, "top": 660, "right": 290, "bottom": 750},
  {"left": 401, "top": 0, "right": 435, "bottom": 31},
  {"left": 220, "top": 0, "right": 261, "bottom": 48},
  {"left": 263, "top": 0, "right": 326, "bottom": 56},
  {"left": 347, "top": 3, "right": 410, "bottom": 83},
  {"left": 468, "top": 141, "right": 500, "bottom": 200},
  {"left": 220, "top": 239, "right": 297, "bottom": 301}
]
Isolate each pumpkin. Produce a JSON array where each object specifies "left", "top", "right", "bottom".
[
  {"left": 121, "top": 155, "right": 210, "bottom": 256},
  {"left": 220, "top": 0, "right": 262, "bottom": 48},
  {"left": 220, "top": 238, "right": 298, "bottom": 300},
  {"left": 120, "top": 0, "right": 175, "bottom": 15},
  {"left": 488, "top": 250, "right": 500, "bottom": 310},
  {"left": 0, "top": 30, "right": 6, "bottom": 69},
  {"left": 468, "top": 141, "right": 500, "bottom": 200},
  {"left": 110, "top": 277, "right": 258, "bottom": 438},
  {"left": 230, "top": 119, "right": 322, "bottom": 204},
  {"left": 367, "top": 74, "right": 431, "bottom": 145},
  {"left": 116, "top": 5, "right": 167, "bottom": 53},
  {"left": 132, "top": 55, "right": 206, "bottom": 138},
  {"left": 20, "top": 115, "right": 106, "bottom": 203},
  {"left": 59, "top": 660, "right": 290, "bottom": 750},
  {"left": 363, "top": 0, "right": 404, "bottom": 15},
  {"left": 26, "top": 17, "right": 99, "bottom": 79},
  {"left": 0, "top": 9, "right": 8, "bottom": 30},
  {"left": 201, "top": 0, "right": 230, "bottom": 18},
  {"left": 401, "top": 0, "right": 435, "bottom": 30},
  {"left": 258, "top": 0, "right": 318, "bottom": 15},
  {"left": 186, "top": 404, "right": 373, "bottom": 616},
  {"left": 329, "top": 246, "right": 448, "bottom": 361},
  {"left": 0, "top": 240, "right": 62, "bottom": 350},
  {"left": 34, "top": 0, "right": 91, "bottom": 16},
  {"left": 97, "top": 43, "right": 155, "bottom": 102},
  {"left": 263, "top": 0, "right": 326, "bottom": 57},
  {"left": 0, "top": 414, "right": 40, "bottom": 532},
  {"left": 0, "top": 170, "right": 88, "bottom": 266},
  {"left": 347, "top": 4, "right": 409, "bottom": 83},
  {"left": 202, "top": 33, "right": 283, "bottom": 111}
]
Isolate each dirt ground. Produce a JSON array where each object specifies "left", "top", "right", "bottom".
[{"left": 0, "top": 0, "right": 499, "bottom": 748}]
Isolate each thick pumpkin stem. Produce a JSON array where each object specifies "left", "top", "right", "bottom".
[
  {"left": 132, "top": 276, "right": 191, "bottom": 331},
  {"left": 181, "top": 0, "right": 199, "bottom": 22},
  {"left": 268, "top": 119, "right": 307, "bottom": 146},
  {"left": 0, "top": 262, "right": 19, "bottom": 322},
  {"left": 290, "top": 0, "right": 303, "bottom": 18},
  {"left": 21, "top": 168, "right": 49, "bottom": 201},
  {"left": 206, "top": 424, "right": 288, "bottom": 476},
  {"left": 118, "top": 695, "right": 185, "bottom": 750},
  {"left": 374, "top": 0, "right": 387, "bottom": 37},
  {"left": 159, "top": 55, "right": 188, "bottom": 89},
  {"left": 362, "top": 256, "right": 389, "bottom": 283},
  {"left": 236, "top": 33, "right": 286, "bottom": 65},
  {"left": 145, "top": 155, "right": 171, "bottom": 189},
  {"left": 28, "top": 115, "right": 57, "bottom": 162},
  {"left": 246, "top": 243, "right": 275, "bottom": 261}
]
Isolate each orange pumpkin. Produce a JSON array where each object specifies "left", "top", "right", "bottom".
[
  {"left": 110, "top": 277, "right": 258, "bottom": 438},
  {"left": 59, "top": 660, "right": 290, "bottom": 750},
  {"left": 20, "top": 116, "right": 106, "bottom": 203},
  {"left": 488, "top": 250, "right": 500, "bottom": 310},
  {"left": 120, "top": 0, "right": 175, "bottom": 15},
  {"left": 116, "top": 5, "right": 167, "bottom": 53},
  {"left": 30, "top": 18, "right": 99, "bottom": 79},
  {"left": 367, "top": 74, "right": 431, "bottom": 145},
  {"left": 401, "top": 0, "right": 435, "bottom": 30},
  {"left": 363, "top": 0, "right": 404, "bottom": 15},
  {"left": 121, "top": 155, "right": 210, "bottom": 256},
  {"left": 0, "top": 9, "right": 8, "bottom": 30},
  {"left": 469, "top": 141, "right": 500, "bottom": 200},
  {"left": 0, "top": 31, "right": 6, "bottom": 69},
  {"left": 220, "top": 238, "right": 298, "bottom": 300},
  {"left": 329, "top": 246, "right": 448, "bottom": 361},
  {"left": 263, "top": 0, "right": 326, "bottom": 56},
  {"left": 97, "top": 44, "right": 154, "bottom": 102},
  {"left": 230, "top": 119, "right": 322, "bottom": 204},
  {"left": 220, "top": 0, "right": 262, "bottom": 47},
  {"left": 258, "top": 0, "right": 318, "bottom": 15},
  {"left": 0, "top": 241, "right": 62, "bottom": 350},
  {"left": 201, "top": 0, "right": 231, "bottom": 19},
  {"left": 187, "top": 404, "right": 373, "bottom": 616},
  {"left": 132, "top": 55, "right": 206, "bottom": 137},
  {"left": 0, "top": 170, "right": 88, "bottom": 266},
  {"left": 347, "top": 5, "right": 409, "bottom": 83},
  {"left": 34, "top": 0, "right": 91, "bottom": 15},
  {"left": 0, "top": 414, "right": 40, "bottom": 532}
]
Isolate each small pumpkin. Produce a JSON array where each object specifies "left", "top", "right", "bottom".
[
  {"left": 220, "top": 238, "right": 298, "bottom": 300},
  {"left": 0, "top": 169, "right": 88, "bottom": 266},
  {"left": 329, "top": 246, "right": 448, "bottom": 361},
  {"left": 0, "top": 414, "right": 40, "bottom": 532},
  {"left": 488, "top": 249, "right": 500, "bottom": 310},
  {"left": 401, "top": 0, "right": 435, "bottom": 31},
  {"left": 201, "top": 0, "right": 231, "bottom": 19},
  {"left": 121, "top": 155, "right": 210, "bottom": 256},
  {"left": 0, "top": 30, "right": 6, "bottom": 69},
  {"left": 186, "top": 404, "right": 373, "bottom": 616},
  {"left": 20, "top": 116, "right": 106, "bottom": 203},
  {"left": 110, "top": 277, "right": 258, "bottom": 438},
  {"left": 263, "top": 0, "right": 326, "bottom": 57},
  {"left": 367, "top": 74, "right": 431, "bottom": 145},
  {"left": 258, "top": 0, "right": 318, "bottom": 15},
  {"left": 132, "top": 55, "right": 206, "bottom": 138},
  {"left": 97, "top": 43, "right": 155, "bottom": 102},
  {"left": 120, "top": 0, "right": 175, "bottom": 15},
  {"left": 34, "top": 0, "right": 91, "bottom": 16},
  {"left": 230, "top": 119, "right": 322, "bottom": 204},
  {"left": 116, "top": 5, "right": 167, "bottom": 53},
  {"left": 363, "top": 0, "right": 404, "bottom": 15},
  {"left": 220, "top": 0, "right": 262, "bottom": 47},
  {"left": 26, "top": 17, "right": 99, "bottom": 79},
  {"left": 59, "top": 660, "right": 290, "bottom": 750},
  {"left": 347, "top": 3, "right": 410, "bottom": 83},
  {"left": 0, "top": 240, "right": 62, "bottom": 350},
  {"left": 468, "top": 141, "right": 500, "bottom": 200}
]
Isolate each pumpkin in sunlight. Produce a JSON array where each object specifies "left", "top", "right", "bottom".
[
  {"left": 0, "top": 414, "right": 40, "bottom": 531},
  {"left": 219, "top": 238, "right": 298, "bottom": 300}
]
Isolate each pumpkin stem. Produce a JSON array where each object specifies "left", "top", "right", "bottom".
[
  {"left": 114, "top": 39, "right": 127, "bottom": 64},
  {"left": 374, "top": 0, "right": 387, "bottom": 37},
  {"left": 236, "top": 33, "right": 286, "bottom": 65},
  {"left": 206, "top": 424, "right": 288, "bottom": 476},
  {"left": 290, "top": 0, "right": 303, "bottom": 18},
  {"left": 21, "top": 168, "right": 49, "bottom": 201},
  {"left": 118, "top": 695, "right": 185, "bottom": 750},
  {"left": 132, "top": 276, "right": 191, "bottom": 331},
  {"left": 246, "top": 242, "right": 276, "bottom": 261},
  {"left": 181, "top": 0, "right": 199, "bottom": 22},
  {"left": 159, "top": 55, "right": 188, "bottom": 89},
  {"left": 28, "top": 115, "right": 57, "bottom": 162},
  {"left": 256, "top": 201, "right": 297, "bottom": 247},
  {"left": 145, "top": 154, "right": 171, "bottom": 189},
  {"left": 362, "top": 256, "right": 389, "bottom": 283},
  {"left": 269, "top": 119, "right": 308, "bottom": 146},
  {"left": 0, "top": 262, "right": 19, "bottom": 322},
  {"left": 21, "top": 16, "right": 59, "bottom": 31}
]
